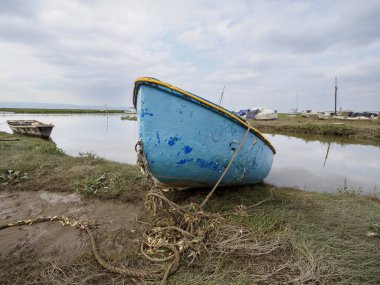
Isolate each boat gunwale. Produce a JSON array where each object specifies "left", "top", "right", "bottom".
[
  {"left": 7, "top": 120, "right": 54, "bottom": 128},
  {"left": 132, "top": 77, "right": 276, "bottom": 154}
]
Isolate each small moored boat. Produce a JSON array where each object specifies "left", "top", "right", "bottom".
[
  {"left": 7, "top": 120, "right": 54, "bottom": 138},
  {"left": 133, "top": 77, "right": 276, "bottom": 188}
]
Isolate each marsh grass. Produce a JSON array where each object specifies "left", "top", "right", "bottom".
[{"left": 0, "top": 132, "right": 149, "bottom": 201}]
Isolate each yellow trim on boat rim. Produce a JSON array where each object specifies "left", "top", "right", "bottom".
[{"left": 133, "top": 77, "right": 276, "bottom": 154}]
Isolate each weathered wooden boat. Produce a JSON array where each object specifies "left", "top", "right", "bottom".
[
  {"left": 7, "top": 120, "right": 54, "bottom": 138},
  {"left": 133, "top": 77, "right": 276, "bottom": 188}
]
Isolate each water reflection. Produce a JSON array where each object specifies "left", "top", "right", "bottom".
[
  {"left": 265, "top": 133, "right": 379, "bottom": 193},
  {"left": 323, "top": 142, "right": 331, "bottom": 167}
]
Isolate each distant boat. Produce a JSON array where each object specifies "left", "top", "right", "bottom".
[
  {"left": 244, "top": 107, "right": 278, "bottom": 120},
  {"left": 7, "top": 120, "right": 54, "bottom": 138},
  {"left": 317, "top": 112, "right": 333, "bottom": 120},
  {"left": 133, "top": 77, "right": 276, "bottom": 188},
  {"left": 287, "top": 109, "right": 301, "bottom": 117}
]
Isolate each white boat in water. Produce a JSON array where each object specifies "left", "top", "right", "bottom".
[{"left": 7, "top": 120, "right": 54, "bottom": 138}]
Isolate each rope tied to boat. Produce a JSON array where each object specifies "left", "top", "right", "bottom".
[
  {"left": 140, "top": 121, "right": 260, "bottom": 282},
  {"left": 200, "top": 121, "right": 252, "bottom": 208},
  {"left": 1, "top": 122, "right": 261, "bottom": 284}
]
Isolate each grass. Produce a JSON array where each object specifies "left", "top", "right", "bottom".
[
  {"left": 0, "top": 108, "right": 124, "bottom": 114},
  {"left": 249, "top": 113, "right": 380, "bottom": 146},
  {"left": 0, "top": 132, "right": 149, "bottom": 201},
  {"left": 0, "top": 131, "right": 379, "bottom": 284},
  {"left": 170, "top": 185, "right": 380, "bottom": 284}
]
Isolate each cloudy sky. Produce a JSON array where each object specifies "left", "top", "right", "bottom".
[{"left": 0, "top": 0, "right": 379, "bottom": 111}]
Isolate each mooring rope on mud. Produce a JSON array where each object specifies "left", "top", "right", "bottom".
[
  {"left": 84, "top": 226, "right": 158, "bottom": 279},
  {"left": 0, "top": 216, "right": 167, "bottom": 281}
]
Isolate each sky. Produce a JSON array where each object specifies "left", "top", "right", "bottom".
[{"left": 0, "top": 0, "right": 379, "bottom": 112}]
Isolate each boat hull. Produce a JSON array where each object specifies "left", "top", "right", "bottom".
[
  {"left": 134, "top": 79, "right": 275, "bottom": 188},
  {"left": 7, "top": 120, "right": 54, "bottom": 138}
]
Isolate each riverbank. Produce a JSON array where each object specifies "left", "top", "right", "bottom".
[
  {"left": 0, "top": 108, "right": 124, "bottom": 114},
  {"left": 249, "top": 114, "right": 380, "bottom": 146},
  {"left": 0, "top": 132, "right": 379, "bottom": 284}
]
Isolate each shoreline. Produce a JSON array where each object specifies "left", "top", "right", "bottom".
[{"left": 249, "top": 113, "right": 380, "bottom": 147}]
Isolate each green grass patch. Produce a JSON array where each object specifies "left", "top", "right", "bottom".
[{"left": 0, "top": 131, "right": 149, "bottom": 201}]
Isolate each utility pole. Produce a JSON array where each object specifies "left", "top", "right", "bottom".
[{"left": 334, "top": 77, "right": 338, "bottom": 115}]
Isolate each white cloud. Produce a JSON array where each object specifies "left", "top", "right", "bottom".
[{"left": 0, "top": 0, "right": 379, "bottom": 111}]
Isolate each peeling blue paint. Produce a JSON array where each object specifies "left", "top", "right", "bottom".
[
  {"left": 141, "top": 108, "right": 153, "bottom": 117},
  {"left": 183, "top": 146, "right": 193, "bottom": 154},
  {"left": 195, "top": 158, "right": 224, "bottom": 172},
  {"left": 176, "top": 158, "right": 193, "bottom": 166},
  {"left": 168, "top": 136, "right": 181, "bottom": 146},
  {"left": 177, "top": 151, "right": 180, "bottom": 156},
  {"left": 156, "top": 131, "right": 160, "bottom": 144}
]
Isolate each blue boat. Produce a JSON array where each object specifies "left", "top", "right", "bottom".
[{"left": 133, "top": 77, "right": 276, "bottom": 188}]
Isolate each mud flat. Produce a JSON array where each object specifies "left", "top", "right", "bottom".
[{"left": 0, "top": 190, "right": 144, "bottom": 263}]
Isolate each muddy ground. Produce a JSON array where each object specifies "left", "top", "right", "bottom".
[{"left": 0, "top": 190, "right": 145, "bottom": 264}]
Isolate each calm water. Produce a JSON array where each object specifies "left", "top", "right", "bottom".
[
  {"left": 265, "top": 134, "right": 379, "bottom": 193},
  {"left": 0, "top": 114, "right": 138, "bottom": 164},
  {"left": 1, "top": 114, "right": 379, "bottom": 194}
]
